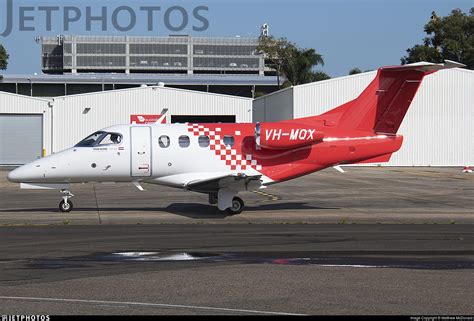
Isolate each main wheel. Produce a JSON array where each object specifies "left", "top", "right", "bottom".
[
  {"left": 59, "top": 199, "right": 73, "bottom": 213},
  {"left": 209, "top": 194, "right": 218, "bottom": 205},
  {"left": 226, "top": 197, "right": 244, "bottom": 215}
]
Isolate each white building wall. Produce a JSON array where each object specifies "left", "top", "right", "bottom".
[
  {"left": 0, "top": 92, "right": 52, "bottom": 156},
  {"left": 293, "top": 72, "right": 376, "bottom": 118},
  {"left": 52, "top": 86, "right": 252, "bottom": 152},
  {"left": 390, "top": 68, "right": 474, "bottom": 166},
  {"left": 252, "top": 88, "right": 294, "bottom": 122}
]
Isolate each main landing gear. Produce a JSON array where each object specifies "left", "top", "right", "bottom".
[
  {"left": 227, "top": 197, "right": 244, "bottom": 215},
  {"left": 59, "top": 189, "right": 74, "bottom": 213},
  {"left": 209, "top": 193, "right": 244, "bottom": 215}
]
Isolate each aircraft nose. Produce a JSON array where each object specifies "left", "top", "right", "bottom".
[{"left": 7, "top": 164, "right": 39, "bottom": 183}]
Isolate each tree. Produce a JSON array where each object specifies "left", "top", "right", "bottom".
[
  {"left": 0, "top": 44, "right": 8, "bottom": 70},
  {"left": 257, "top": 36, "right": 325, "bottom": 87},
  {"left": 257, "top": 36, "right": 294, "bottom": 89},
  {"left": 349, "top": 68, "right": 362, "bottom": 75},
  {"left": 308, "top": 71, "right": 331, "bottom": 82},
  {"left": 401, "top": 8, "right": 473, "bottom": 69}
]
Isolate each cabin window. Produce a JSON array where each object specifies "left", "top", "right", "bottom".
[
  {"left": 198, "top": 135, "right": 210, "bottom": 148},
  {"left": 179, "top": 135, "right": 190, "bottom": 148},
  {"left": 223, "top": 135, "right": 234, "bottom": 147},
  {"left": 75, "top": 131, "right": 105, "bottom": 147},
  {"left": 159, "top": 135, "right": 170, "bottom": 148}
]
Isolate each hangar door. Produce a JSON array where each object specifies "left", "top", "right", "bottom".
[{"left": 0, "top": 115, "right": 43, "bottom": 165}]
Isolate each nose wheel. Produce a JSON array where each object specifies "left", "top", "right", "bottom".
[{"left": 59, "top": 189, "right": 74, "bottom": 213}]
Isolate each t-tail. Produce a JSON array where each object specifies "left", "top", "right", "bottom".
[
  {"left": 288, "top": 61, "right": 465, "bottom": 165},
  {"left": 321, "top": 60, "right": 465, "bottom": 134}
]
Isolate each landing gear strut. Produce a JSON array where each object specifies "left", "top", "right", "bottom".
[
  {"left": 208, "top": 194, "right": 218, "bottom": 205},
  {"left": 209, "top": 193, "right": 245, "bottom": 215},
  {"left": 59, "top": 189, "right": 74, "bottom": 213}
]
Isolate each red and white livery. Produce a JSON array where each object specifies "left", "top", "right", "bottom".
[{"left": 8, "top": 61, "right": 463, "bottom": 214}]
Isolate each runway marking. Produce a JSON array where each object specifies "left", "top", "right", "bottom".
[
  {"left": 252, "top": 190, "right": 280, "bottom": 202},
  {"left": 0, "top": 296, "right": 305, "bottom": 316},
  {"left": 319, "top": 264, "right": 384, "bottom": 268}
]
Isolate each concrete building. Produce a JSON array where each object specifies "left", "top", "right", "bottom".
[
  {"left": 253, "top": 67, "right": 474, "bottom": 166},
  {"left": 0, "top": 35, "right": 281, "bottom": 99},
  {"left": 0, "top": 86, "right": 252, "bottom": 165},
  {"left": 41, "top": 35, "right": 268, "bottom": 75}
]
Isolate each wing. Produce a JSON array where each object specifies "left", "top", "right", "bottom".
[{"left": 186, "top": 174, "right": 263, "bottom": 194}]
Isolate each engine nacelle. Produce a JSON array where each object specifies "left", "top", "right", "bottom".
[{"left": 255, "top": 122, "right": 324, "bottom": 150}]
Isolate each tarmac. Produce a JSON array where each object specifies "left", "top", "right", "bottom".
[
  {"left": 0, "top": 167, "right": 472, "bottom": 315},
  {"left": 0, "top": 224, "right": 472, "bottom": 315},
  {"left": 0, "top": 167, "right": 473, "bottom": 225}
]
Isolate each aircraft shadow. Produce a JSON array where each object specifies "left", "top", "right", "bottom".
[{"left": 0, "top": 202, "right": 339, "bottom": 219}]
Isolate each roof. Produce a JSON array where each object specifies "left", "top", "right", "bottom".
[
  {"left": 0, "top": 91, "right": 50, "bottom": 102},
  {"left": 52, "top": 84, "right": 253, "bottom": 101},
  {"left": 0, "top": 73, "right": 280, "bottom": 86}
]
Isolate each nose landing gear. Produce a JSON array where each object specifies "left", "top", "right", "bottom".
[{"left": 59, "top": 189, "right": 74, "bottom": 213}]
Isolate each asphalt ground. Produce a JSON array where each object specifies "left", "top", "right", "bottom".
[
  {"left": 0, "top": 167, "right": 472, "bottom": 315},
  {"left": 0, "top": 224, "right": 472, "bottom": 315},
  {"left": 0, "top": 167, "right": 473, "bottom": 225}
]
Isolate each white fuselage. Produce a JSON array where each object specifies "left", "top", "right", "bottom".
[{"left": 8, "top": 124, "right": 270, "bottom": 189}]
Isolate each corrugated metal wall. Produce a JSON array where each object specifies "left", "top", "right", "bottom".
[
  {"left": 293, "top": 72, "right": 377, "bottom": 118},
  {"left": 253, "top": 88, "right": 294, "bottom": 122},
  {"left": 52, "top": 86, "right": 252, "bottom": 152},
  {"left": 390, "top": 69, "right": 474, "bottom": 166},
  {"left": 0, "top": 93, "right": 52, "bottom": 156},
  {"left": 274, "top": 68, "right": 474, "bottom": 166}
]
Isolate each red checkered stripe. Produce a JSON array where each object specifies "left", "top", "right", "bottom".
[{"left": 188, "top": 124, "right": 263, "bottom": 172}]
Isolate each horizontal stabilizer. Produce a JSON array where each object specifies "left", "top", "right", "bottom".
[{"left": 380, "top": 60, "right": 466, "bottom": 73}]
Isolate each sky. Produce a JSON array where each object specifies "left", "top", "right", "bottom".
[{"left": 0, "top": 0, "right": 472, "bottom": 77}]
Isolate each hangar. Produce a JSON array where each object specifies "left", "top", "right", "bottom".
[
  {"left": 0, "top": 93, "right": 51, "bottom": 165},
  {"left": 0, "top": 64, "right": 472, "bottom": 167},
  {"left": 253, "top": 67, "right": 474, "bottom": 166},
  {"left": 0, "top": 86, "right": 252, "bottom": 165}
]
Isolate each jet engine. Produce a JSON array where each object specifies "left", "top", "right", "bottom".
[{"left": 255, "top": 122, "right": 324, "bottom": 150}]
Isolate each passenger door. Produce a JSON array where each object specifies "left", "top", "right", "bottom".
[{"left": 130, "top": 127, "right": 152, "bottom": 177}]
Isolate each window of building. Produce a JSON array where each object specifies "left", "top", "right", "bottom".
[
  {"left": 159, "top": 135, "right": 170, "bottom": 148},
  {"left": 223, "top": 135, "right": 234, "bottom": 148},
  {"left": 198, "top": 136, "right": 210, "bottom": 148},
  {"left": 179, "top": 135, "right": 190, "bottom": 148}
]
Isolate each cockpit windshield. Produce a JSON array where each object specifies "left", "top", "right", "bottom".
[{"left": 75, "top": 131, "right": 123, "bottom": 147}]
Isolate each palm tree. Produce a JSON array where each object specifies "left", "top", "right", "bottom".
[
  {"left": 282, "top": 47, "right": 324, "bottom": 86},
  {"left": 257, "top": 36, "right": 325, "bottom": 87}
]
